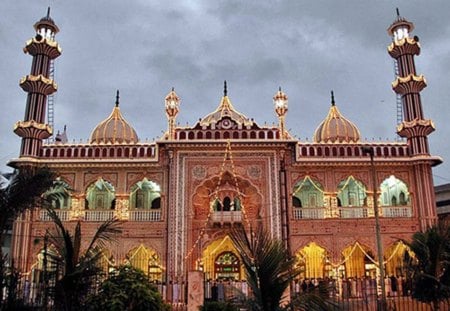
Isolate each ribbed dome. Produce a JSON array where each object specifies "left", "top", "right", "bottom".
[
  {"left": 90, "top": 91, "right": 138, "bottom": 144},
  {"left": 313, "top": 93, "right": 360, "bottom": 143}
]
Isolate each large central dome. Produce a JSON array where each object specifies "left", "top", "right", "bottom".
[{"left": 90, "top": 91, "right": 138, "bottom": 144}]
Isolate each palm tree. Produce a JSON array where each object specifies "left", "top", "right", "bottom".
[
  {"left": 45, "top": 208, "right": 122, "bottom": 311},
  {"left": 230, "top": 225, "right": 300, "bottom": 311},
  {"left": 403, "top": 224, "right": 450, "bottom": 310},
  {"left": 0, "top": 167, "right": 64, "bottom": 308}
]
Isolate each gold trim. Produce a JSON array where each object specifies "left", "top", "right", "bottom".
[
  {"left": 25, "top": 37, "right": 62, "bottom": 52},
  {"left": 387, "top": 37, "right": 419, "bottom": 52},
  {"left": 19, "top": 74, "right": 58, "bottom": 89},
  {"left": 392, "top": 74, "right": 426, "bottom": 88}
]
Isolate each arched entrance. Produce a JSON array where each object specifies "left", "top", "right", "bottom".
[
  {"left": 295, "top": 242, "right": 331, "bottom": 279},
  {"left": 341, "top": 243, "right": 376, "bottom": 278},
  {"left": 126, "top": 244, "right": 163, "bottom": 282},
  {"left": 214, "top": 251, "right": 240, "bottom": 280},
  {"left": 200, "top": 236, "right": 243, "bottom": 281}
]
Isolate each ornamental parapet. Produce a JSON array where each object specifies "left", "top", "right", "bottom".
[
  {"left": 40, "top": 143, "right": 158, "bottom": 160},
  {"left": 20, "top": 74, "right": 57, "bottom": 95},
  {"left": 296, "top": 143, "right": 409, "bottom": 159},
  {"left": 397, "top": 119, "right": 435, "bottom": 138},
  {"left": 24, "top": 37, "right": 62, "bottom": 59},
  {"left": 392, "top": 74, "right": 426, "bottom": 95},
  {"left": 388, "top": 37, "right": 420, "bottom": 58},
  {"left": 14, "top": 120, "right": 52, "bottom": 139}
]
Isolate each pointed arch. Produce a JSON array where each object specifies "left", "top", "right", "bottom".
[
  {"left": 129, "top": 178, "right": 162, "bottom": 209},
  {"left": 380, "top": 175, "right": 410, "bottom": 207},
  {"left": 295, "top": 242, "right": 330, "bottom": 279},
  {"left": 292, "top": 176, "right": 324, "bottom": 208},
  {"left": 337, "top": 176, "right": 367, "bottom": 207},
  {"left": 85, "top": 178, "right": 115, "bottom": 210},
  {"left": 126, "top": 244, "right": 163, "bottom": 281}
]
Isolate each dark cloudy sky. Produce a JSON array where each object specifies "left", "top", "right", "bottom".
[{"left": 1, "top": 0, "right": 449, "bottom": 185}]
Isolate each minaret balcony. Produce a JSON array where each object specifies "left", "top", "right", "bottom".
[
  {"left": 20, "top": 74, "right": 57, "bottom": 95},
  {"left": 397, "top": 119, "right": 435, "bottom": 138},
  {"left": 388, "top": 37, "right": 420, "bottom": 58},
  {"left": 24, "top": 37, "right": 62, "bottom": 59},
  {"left": 392, "top": 74, "right": 426, "bottom": 95},
  {"left": 13, "top": 120, "right": 52, "bottom": 139}
]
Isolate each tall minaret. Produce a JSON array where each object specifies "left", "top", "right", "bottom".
[
  {"left": 387, "top": 9, "right": 434, "bottom": 155},
  {"left": 388, "top": 10, "right": 437, "bottom": 229},
  {"left": 14, "top": 8, "right": 61, "bottom": 157}
]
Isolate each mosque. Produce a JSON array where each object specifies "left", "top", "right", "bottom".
[{"left": 9, "top": 8, "right": 441, "bottom": 304}]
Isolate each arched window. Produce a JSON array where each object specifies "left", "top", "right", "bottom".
[
  {"left": 86, "top": 179, "right": 115, "bottom": 210},
  {"left": 292, "top": 177, "right": 324, "bottom": 208},
  {"left": 380, "top": 176, "right": 410, "bottom": 207},
  {"left": 44, "top": 179, "right": 71, "bottom": 209},
  {"left": 213, "top": 198, "right": 222, "bottom": 211},
  {"left": 130, "top": 178, "right": 162, "bottom": 209},
  {"left": 233, "top": 197, "right": 241, "bottom": 211},
  {"left": 337, "top": 176, "right": 367, "bottom": 207},
  {"left": 293, "top": 197, "right": 302, "bottom": 208},
  {"left": 223, "top": 197, "right": 231, "bottom": 211}
]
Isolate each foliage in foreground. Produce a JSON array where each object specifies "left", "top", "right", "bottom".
[
  {"left": 403, "top": 224, "right": 450, "bottom": 310},
  {"left": 45, "top": 208, "right": 122, "bottom": 311},
  {"left": 230, "top": 225, "right": 300, "bottom": 311},
  {"left": 86, "top": 265, "right": 170, "bottom": 311}
]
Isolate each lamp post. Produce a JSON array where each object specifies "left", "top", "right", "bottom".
[{"left": 362, "top": 146, "right": 386, "bottom": 311}]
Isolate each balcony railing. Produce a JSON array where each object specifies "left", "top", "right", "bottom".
[
  {"left": 38, "top": 209, "right": 163, "bottom": 222},
  {"left": 39, "top": 209, "right": 70, "bottom": 221},
  {"left": 293, "top": 206, "right": 412, "bottom": 219},
  {"left": 381, "top": 206, "right": 412, "bottom": 218},
  {"left": 293, "top": 208, "right": 325, "bottom": 219},
  {"left": 339, "top": 207, "right": 369, "bottom": 219},
  {"left": 129, "top": 210, "right": 161, "bottom": 222},
  {"left": 211, "top": 211, "right": 242, "bottom": 223}
]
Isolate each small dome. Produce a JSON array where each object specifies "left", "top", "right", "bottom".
[
  {"left": 313, "top": 92, "right": 360, "bottom": 143},
  {"left": 90, "top": 91, "right": 138, "bottom": 144}
]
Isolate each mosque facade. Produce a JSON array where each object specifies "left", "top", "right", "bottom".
[{"left": 9, "top": 9, "right": 441, "bottom": 301}]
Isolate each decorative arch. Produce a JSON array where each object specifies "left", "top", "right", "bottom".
[
  {"left": 380, "top": 175, "right": 410, "bottom": 206},
  {"left": 85, "top": 178, "right": 115, "bottom": 210},
  {"left": 201, "top": 235, "right": 242, "bottom": 281},
  {"left": 384, "top": 241, "right": 413, "bottom": 277},
  {"left": 44, "top": 179, "right": 72, "bottom": 209},
  {"left": 292, "top": 176, "right": 324, "bottom": 208},
  {"left": 341, "top": 243, "right": 375, "bottom": 278},
  {"left": 295, "top": 242, "right": 330, "bottom": 279},
  {"left": 129, "top": 178, "right": 162, "bottom": 209},
  {"left": 126, "top": 244, "right": 163, "bottom": 281},
  {"left": 336, "top": 176, "right": 367, "bottom": 207}
]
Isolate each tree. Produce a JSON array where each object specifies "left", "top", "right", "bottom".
[
  {"left": 404, "top": 224, "right": 450, "bottom": 310},
  {"left": 230, "top": 225, "right": 300, "bottom": 311},
  {"left": 0, "top": 167, "right": 65, "bottom": 309},
  {"left": 86, "top": 265, "right": 170, "bottom": 311},
  {"left": 45, "top": 208, "right": 122, "bottom": 311}
]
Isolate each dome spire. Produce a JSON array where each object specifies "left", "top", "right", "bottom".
[
  {"left": 331, "top": 90, "right": 335, "bottom": 106},
  {"left": 224, "top": 80, "right": 227, "bottom": 97},
  {"left": 115, "top": 90, "right": 120, "bottom": 107}
]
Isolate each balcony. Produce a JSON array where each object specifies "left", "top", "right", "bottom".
[
  {"left": 381, "top": 206, "right": 412, "bottom": 218},
  {"left": 293, "top": 208, "right": 325, "bottom": 219},
  {"left": 211, "top": 211, "right": 242, "bottom": 223},
  {"left": 129, "top": 210, "right": 161, "bottom": 221},
  {"left": 38, "top": 209, "right": 162, "bottom": 222},
  {"left": 292, "top": 206, "right": 412, "bottom": 220}
]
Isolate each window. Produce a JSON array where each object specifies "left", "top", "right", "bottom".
[
  {"left": 130, "top": 178, "right": 161, "bottom": 209},
  {"left": 292, "top": 177, "right": 324, "bottom": 208},
  {"left": 380, "top": 176, "right": 410, "bottom": 206},
  {"left": 86, "top": 178, "right": 115, "bottom": 209},
  {"left": 337, "top": 177, "right": 367, "bottom": 207}
]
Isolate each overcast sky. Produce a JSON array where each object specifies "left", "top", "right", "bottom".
[{"left": 1, "top": 0, "right": 449, "bottom": 186}]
